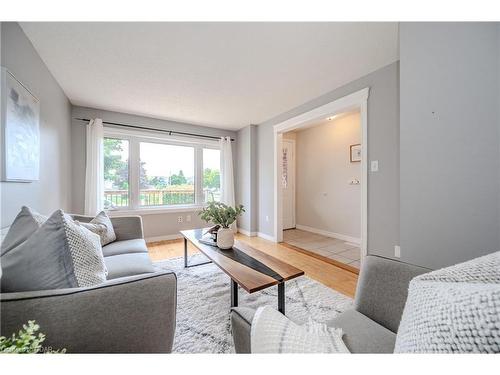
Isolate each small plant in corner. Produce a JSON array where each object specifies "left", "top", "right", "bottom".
[
  {"left": 199, "top": 202, "right": 245, "bottom": 249},
  {"left": 0, "top": 320, "right": 66, "bottom": 354}
]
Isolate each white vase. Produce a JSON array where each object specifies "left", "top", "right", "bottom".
[{"left": 217, "top": 227, "right": 234, "bottom": 249}]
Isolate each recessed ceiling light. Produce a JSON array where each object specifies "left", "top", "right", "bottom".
[{"left": 327, "top": 115, "right": 337, "bottom": 121}]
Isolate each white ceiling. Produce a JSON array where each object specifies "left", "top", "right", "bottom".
[{"left": 20, "top": 22, "right": 399, "bottom": 130}]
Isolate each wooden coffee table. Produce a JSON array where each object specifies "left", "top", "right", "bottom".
[{"left": 180, "top": 228, "right": 304, "bottom": 314}]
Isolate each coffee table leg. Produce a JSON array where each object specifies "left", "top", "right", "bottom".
[
  {"left": 183, "top": 237, "right": 212, "bottom": 268},
  {"left": 184, "top": 237, "right": 188, "bottom": 268},
  {"left": 231, "top": 279, "right": 238, "bottom": 308},
  {"left": 278, "top": 282, "right": 285, "bottom": 315}
]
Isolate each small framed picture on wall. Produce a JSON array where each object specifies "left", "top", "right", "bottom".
[{"left": 350, "top": 144, "right": 361, "bottom": 163}]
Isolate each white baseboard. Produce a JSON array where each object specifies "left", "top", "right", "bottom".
[
  {"left": 257, "top": 232, "right": 276, "bottom": 242},
  {"left": 295, "top": 224, "right": 361, "bottom": 245},
  {"left": 145, "top": 234, "right": 183, "bottom": 243},
  {"left": 238, "top": 228, "right": 257, "bottom": 237}
]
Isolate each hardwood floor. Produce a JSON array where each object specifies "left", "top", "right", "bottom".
[{"left": 147, "top": 233, "right": 358, "bottom": 298}]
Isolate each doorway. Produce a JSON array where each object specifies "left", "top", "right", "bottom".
[
  {"left": 273, "top": 88, "right": 369, "bottom": 266},
  {"left": 281, "top": 111, "right": 362, "bottom": 271}
]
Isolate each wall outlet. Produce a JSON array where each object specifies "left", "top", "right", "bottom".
[
  {"left": 177, "top": 216, "right": 183, "bottom": 223},
  {"left": 394, "top": 245, "right": 401, "bottom": 258},
  {"left": 186, "top": 214, "right": 191, "bottom": 222},
  {"left": 371, "top": 160, "right": 379, "bottom": 172}
]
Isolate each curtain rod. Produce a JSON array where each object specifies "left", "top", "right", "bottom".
[{"left": 74, "top": 118, "right": 235, "bottom": 142}]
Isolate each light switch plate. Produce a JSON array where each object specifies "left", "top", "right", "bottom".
[
  {"left": 371, "top": 160, "right": 379, "bottom": 172},
  {"left": 394, "top": 245, "right": 401, "bottom": 258}
]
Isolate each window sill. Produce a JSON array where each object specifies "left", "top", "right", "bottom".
[{"left": 106, "top": 205, "right": 205, "bottom": 216}]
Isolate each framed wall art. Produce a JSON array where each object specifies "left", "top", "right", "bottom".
[{"left": 1, "top": 67, "right": 40, "bottom": 182}]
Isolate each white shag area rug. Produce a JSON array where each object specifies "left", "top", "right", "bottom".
[{"left": 154, "top": 254, "right": 353, "bottom": 353}]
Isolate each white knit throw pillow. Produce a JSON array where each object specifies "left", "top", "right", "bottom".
[
  {"left": 251, "top": 306, "right": 349, "bottom": 353},
  {"left": 395, "top": 252, "right": 500, "bottom": 353}
]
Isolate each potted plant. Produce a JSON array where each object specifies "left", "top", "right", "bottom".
[{"left": 198, "top": 202, "right": 245, "bottom": 249}]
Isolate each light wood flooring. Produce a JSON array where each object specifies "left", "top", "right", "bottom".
[{"left": 147, "top": 233, "right": 358, "bottom": 298}]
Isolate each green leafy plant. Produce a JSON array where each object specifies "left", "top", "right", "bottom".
[
  {"left": 198, "top": 202, "right": 245, "bottom": 228},
  {"left": 0, "top": 321, "right": 66, "bottom": 354}
]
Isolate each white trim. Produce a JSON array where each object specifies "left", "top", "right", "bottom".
[
  {"left": 107, "top": 205, "right": 204, "bottom": 216},
  {"left": 273, "top": 87, "right": 369, "bottom": 261},
  {"left": 145, "top": 234, "right": 183, "bottom": 243},
  {"left": 238, "top": 228, "right": 257, "bottom": 237},
  {"left": 295, "top": 224, "right": 361, "bottom": 245},
  {"left": 257, "top": 232, "right": 276, "bottom": 242}
]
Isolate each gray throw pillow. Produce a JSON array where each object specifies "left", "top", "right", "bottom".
[
  {"left": 1, "top": 209, "right": 107, "bottom": 292},
  {"left": 1, "top": 206, "right": 48, "bottom": 256},
  {"left": 77, "top": 211, "right": 116, "bottom": 246}
]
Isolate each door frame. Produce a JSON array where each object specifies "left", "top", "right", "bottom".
[
  {"left": 281, "top": 138, "right": 296, "bottom": 230},
  {"left": 273, "top": 87, "right": 370, "bottom": 258}
]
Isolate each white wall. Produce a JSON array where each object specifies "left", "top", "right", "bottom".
[
  {"left": 294, "top": 112, "right": 361, "bottom": 239},
  {"left": 400, "top": 22, "right": 500, "bottom": 269},
  {"left": 1, "top": 22, "right": 72, "bottom": 227}
]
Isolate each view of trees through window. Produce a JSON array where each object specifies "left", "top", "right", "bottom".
[
  {"left": 139, "top": 142, "right": 195, "bottom": 206},
  {"left": 104, "top": 138, "right": 129, "bottom": 208},
  {"left": 104, "top": 137, "right": 221, "bottom": 209},
  {"left": 203, "top": 148, "right": 221, "bottom": 202}
]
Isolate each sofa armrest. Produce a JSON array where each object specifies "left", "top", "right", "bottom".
[
  {"left": 354, "top": 256, "right": 430, "bottom": 333},
  {"left": 109, "top": 215, "right": 144, "bottom": 240},
  {"left": 1, "top": 271, "right": 176, "bottom": 353},
  {"left": 230, "top": 307, "right": 257, "bottom": 353}
]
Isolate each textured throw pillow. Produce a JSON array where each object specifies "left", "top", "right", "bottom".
[
  {"left": 251, "top": 306, "right": 349, "bottom": 353},
  {"left": 1, "top": 209, "right": 107, "bottom": 292},
  {"left": 395, "top": 251, "right": 500, "bottom": 353},
  {"left": 76, "top": 211, "right": 116, "bottom": 246},
  {"left": 1, "top": 206, "right": 48, "bottom": 256}
]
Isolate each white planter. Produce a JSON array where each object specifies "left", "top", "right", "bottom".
[{"left": 217, "top": 227, "right": 234, "bottom": 249}]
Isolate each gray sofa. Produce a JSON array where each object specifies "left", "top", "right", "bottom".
[
  {"left": 231, "top": 255, "right": 431, "bottom": 353},
  {"left": 0, "top": 215, "right": 177, "bottom": 353}
]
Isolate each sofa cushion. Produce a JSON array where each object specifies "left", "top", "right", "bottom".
[
  {"left": 102, "top": 239, "right": 148, "bottom": 257},
  {"left": 1, "top": 206, "right": 47, "bottom": 256},
  {"left": 328, "top": 309, "right": 396, "bottom": 353},
  {"left": 104, "top": 253, "right": 154, "bottom": 280},
  {"left": 1, "top": 210, "right": 107, "bottom": 292}
]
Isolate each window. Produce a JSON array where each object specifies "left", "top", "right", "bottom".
[
  {"left": 203, "top": 148, "right": 221, "bottom": 202},
  {"left": 103, "top": 138, "right": 129, "bottom": 209},
  {"left": 140, "top": 142, "right": 195, "bottom": 206},
  {"left": 103, "top": 133, "right": 221, "bottom": 211}
]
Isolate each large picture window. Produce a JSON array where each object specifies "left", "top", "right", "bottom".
[{"left": 103, "top": 133, "right": 221, "bottom": 211}]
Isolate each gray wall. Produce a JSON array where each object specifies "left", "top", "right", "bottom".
[
  {"left": 257, "top": 62, "right": 400, "bottom": 258},
  {"left": 1, "top": 22, "right": 72, "bottom": 227},
  {"left": 400, "top": 23, "right": 500, "bottom": 269},
  {"left": 295, "top": 112, "right": 361, "bottom": 239},
  {"left": 71, "top": 105, "right": 238, "bottom": 240},
  {"left": 236, "top": 125, "right": 258, "bottom": 233}
]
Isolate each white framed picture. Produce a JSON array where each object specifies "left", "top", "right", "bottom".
[
  {"left": 1, "top": 67, "right": 40, "bottom": 182},
  {"left": 350, "top": 143, "right": 361, "bottom": 163}
]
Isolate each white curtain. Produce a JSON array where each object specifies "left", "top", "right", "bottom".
[
  {"left": 219, "top": 136, "right": 236, "bottom": 230},
  {"left": 84, "top": 118, "right": 104, "bottom": 215}
]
